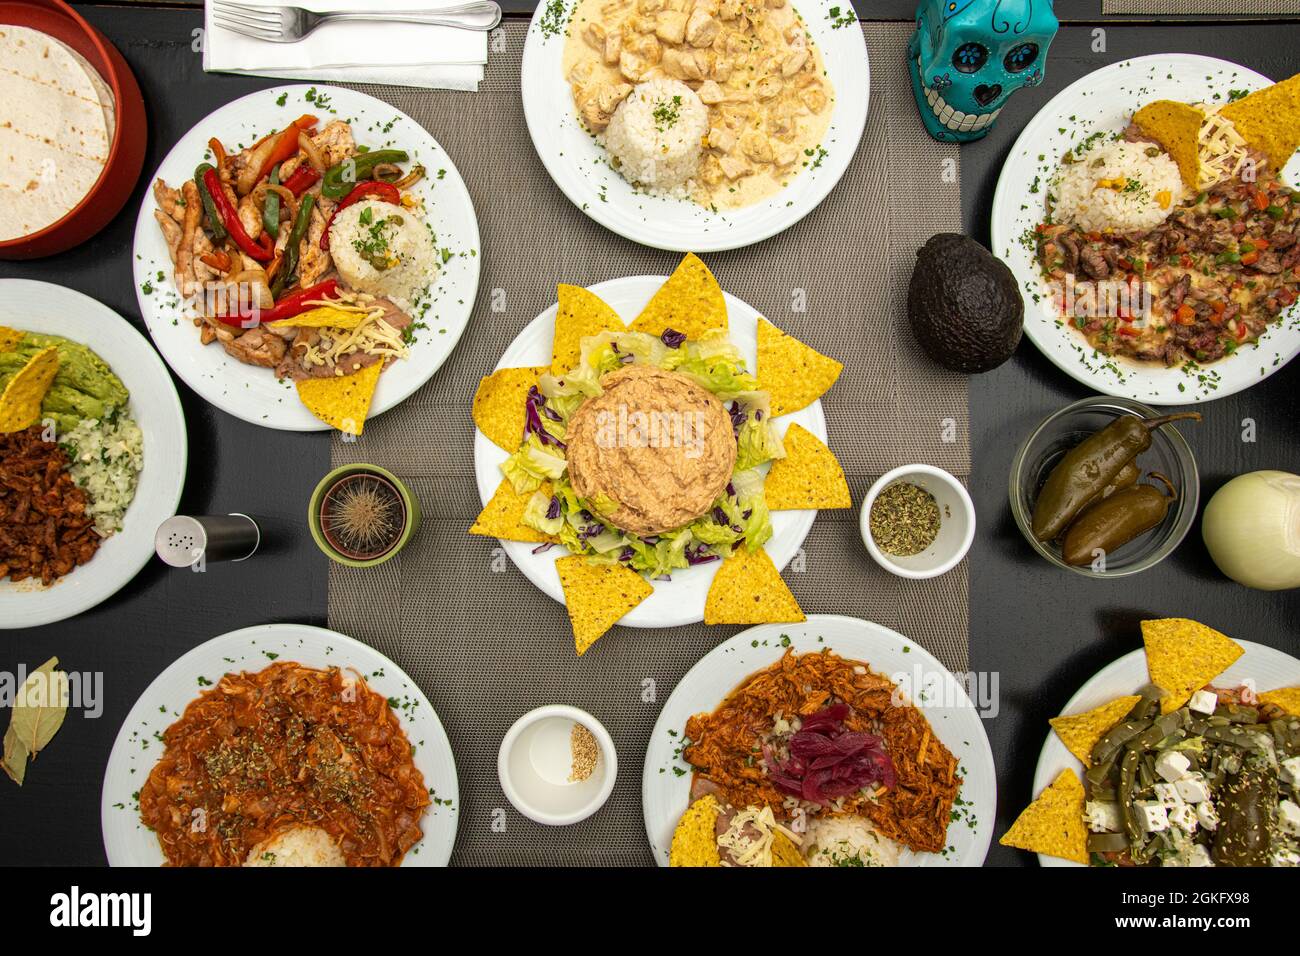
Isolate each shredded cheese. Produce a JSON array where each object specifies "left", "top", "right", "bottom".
[
  {"left": 716, "top": 805, "right": 802, "bottom": 867},
  {"left": 300, "top": 309, "right": 410, "bottom": 372},
  {"left": 1194, "top": 102, "right": 1252, "bottom": 189}
]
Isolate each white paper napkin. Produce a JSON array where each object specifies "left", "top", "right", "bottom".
[{"left": 203, "top": 0, "right": 488, "bottom": 91}]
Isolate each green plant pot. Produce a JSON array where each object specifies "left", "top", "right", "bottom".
[{"left": 308, "top": 463, "right": 421, "bottom": 567}]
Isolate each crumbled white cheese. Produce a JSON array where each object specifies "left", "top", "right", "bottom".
[
  {"left": 1137, "top": 800, "right": 1170, "bottom": 833},
  {"left": 1085, "top": 801, "right": 1122, "bottom": 833},
  {"left": 1281, "top": 755, "right": 1300, "bottom": 788},
  {"left": 1278, "top": 799, "right": 1300, "bottom": 838},
  {"left": 1154, "top": 782, "right": 1184, "bottom": 809},
  {"left": 1155, "top": 750, "right": 1191, "bottom": 783},
  {"left": 1175, "top": 773, "right": 1211, "bottom": 804},
  {"left": 1196, "top": 801, "right": 1219, "bottom": 831},
  {"left": 1169, "top": 803, "right": 1199, "bottom": 834}
]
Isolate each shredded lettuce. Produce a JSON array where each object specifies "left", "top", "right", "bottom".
[
  {"left": 501, "top": 435, "right": 568, "bottom": 493},
  {"left": 521, "top": 490, "right": 563, "bottom": 535}
]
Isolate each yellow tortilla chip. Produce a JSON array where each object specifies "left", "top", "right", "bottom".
[
  {"left": 555, "top": 555, "right": 654, "bottom": 656},
  {"left": 551, "top": 284, "right": 626, "bottom": 374},
  {"left": 472, "top": 366, "right": 546, "bottom": 452},
  {"left": 757, "top": 319, "right": 843, "bottom": 418},
  {"left": 1049, "top": 696, "right": 1142, "bottom": 767},
  {"left": 669, "top": 796, "right": 722, "bottom": 867},
  {"left": 764, "top": 424, "right": 851, "bottom": 511},
  {"left": 1133, "top": 100, "right": 1206, "bottom": 190},
  {"left": 0, "top": 346, "right": 59, "bottom": 434},
  {"left": 704, "top": 546, "right": 804, "bottom": 625},
  {"left": 268, "top": 306, "right": 368, "bottom": 330},
  {"left": 1142, "top": 618, "right": 1244, "bottom": 714},
  {"left": 1000, "top": 769, "right": 1088, "bottom": 865},
  {"left": 296, "top": 360, "right": 382, "bottom": 436},
  {"left": 0, "top": 327, "right": 23, "bottom": 352},
  {"left": 470, "top": 480, "right": 555, "bottom": 543},
  {"left": 1260, "top": 687, "right": 1300, "bottom": 716},
  {"left": 629, "top": 253, "right": 728, "bottom": 340},
  {"left": 771, "top": 830, "right": 807, "bottom": 867},
  {"left": 1221, "top": 74, "right": 1300, "bottom": 175}
]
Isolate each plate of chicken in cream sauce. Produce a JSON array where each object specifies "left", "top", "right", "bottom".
[{"left": 522, "top": 0, "right": 869, "bottom": 252}]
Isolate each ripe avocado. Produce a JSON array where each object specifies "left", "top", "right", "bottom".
[{"left": 907, "top": 234, "right": 1023, "bottom": 373}]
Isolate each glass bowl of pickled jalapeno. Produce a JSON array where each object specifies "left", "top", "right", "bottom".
[{"left": 1009, "top": 396, "right": 1200, "bottom": 577}]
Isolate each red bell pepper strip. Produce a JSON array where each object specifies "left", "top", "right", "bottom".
[
  {"left": 261, "top": 279, "right": 341, "bottom": 323},
  {"left": 254, "top": 115, "right": 320, "bottom": 184},
  {"left": 319, "top": 181, "right": 402, "bottom": 250},
  {"left": 217, "top": 279, "right": 341, "bottom": 328},
  {"left": 281, "top": 164, "right": 321, "bottom": 197},
  {"left": 201, "top": 167, "right": 272, "bottom": 263}
]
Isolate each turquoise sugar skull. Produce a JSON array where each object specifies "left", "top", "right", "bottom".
[{"left": 908, "top": 0, "right": 1058, "bottom": 142}]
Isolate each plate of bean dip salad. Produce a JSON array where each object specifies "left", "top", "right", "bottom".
[
  {"left": 991, "top": 55, "right": 1300, "bottom": 404},
  {"left": 1008, "top": 619, "right": 1300, "bottom": 867},
  {"left": 134, "top": 85, "right": 480, "bottom": 432}
]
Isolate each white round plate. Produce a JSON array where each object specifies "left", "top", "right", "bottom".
[
  {"left": 520, "top": 2, "right": 870, "bottom": 252},
  {"left": 102, "top": 624, "right": 459, "bottom": 867},
  {"left": 0, "top": 279, "right": 187, "bottom": 629},
  {"left": 134, "top": 84, "right": 481, "bottom": 431},
  {"left": 991, "top": 54, "right": 1300, "bottom": 404},
  {"left": 473, "top": 275, "right": 825, "bottom": 629},
  {"left": 1031, "top": 638, "right": 1300, "bottom": 867},
  {"left": 643, "top": 615, "right": 996, "bottom": 866}
]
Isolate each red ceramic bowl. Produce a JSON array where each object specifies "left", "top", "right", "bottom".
[{"left": 0, "top": 0, "right": 146, "bottom": 259}]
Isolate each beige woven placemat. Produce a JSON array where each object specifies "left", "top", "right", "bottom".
[
  {"left": 1104, "top": 0, "right": 1300, "bottom": 13},
  {"left": 327, "top": 20, "right": 968, "bottom": 866}
]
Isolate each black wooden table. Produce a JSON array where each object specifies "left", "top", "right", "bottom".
[{"left": 2, "top": 0, "right": 1298, "bottom": 867}]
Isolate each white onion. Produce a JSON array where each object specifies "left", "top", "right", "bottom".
[{"left": 1201, "top": 470, "right": 1300, "bottom": 591}]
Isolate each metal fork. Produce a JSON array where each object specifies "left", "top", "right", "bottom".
[{"left": 211, "top": 0, "right": 502, "bottom": 42}]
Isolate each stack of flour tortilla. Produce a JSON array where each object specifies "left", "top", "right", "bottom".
[{"left": 0, "top": 25, "right": 116, "bottom": 241}]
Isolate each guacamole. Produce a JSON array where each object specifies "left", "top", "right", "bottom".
[{"left": 0, "top": 331, "right": 129, "bottom": 434}]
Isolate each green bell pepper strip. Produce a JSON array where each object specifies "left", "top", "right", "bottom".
[
  {"left": 262, "top": 164, "right": 281, "bottom": 237},
  {"left": 321, "top": 149, "right": 410, "bottom": 199},
  {"left": 272, "top": 192, "right": 316, "bottom": 298},
  {"left": 194, "top": 163, "right": 228, "bottom": 243}
]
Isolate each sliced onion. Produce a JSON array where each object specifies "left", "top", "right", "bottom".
[
  {"left": 390, "top": 164, "right": 426, "bottom": 190},
  {"left": 226, "top": 268, "right": 274, "bottom": 311},
  {"left": 298, "top": 130, "right": 326, "bottom": 172}
]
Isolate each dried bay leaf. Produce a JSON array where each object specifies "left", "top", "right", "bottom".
[
  {"left": 1, "top": 656, "right": 68, "bottom": 786},
  {"left": 1, "top": 729, "right": 29, "bottom": 786}
]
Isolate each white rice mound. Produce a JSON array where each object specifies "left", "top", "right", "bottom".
[
  {"left": 1051, "top": 139, "right": 1186, "bottom": 233},
  {"left": 61, "top": 414, "right": 143, "bottom": 538},
  {"left": 329, "top": 198, "right": 437, "bottom": 310},
  {"left": 802, "top": 815, "right": 901, "bottom": 867},
  {"left": 603, "top": 79, "right": 708, "bottom": 196},
  {"left": 244, "top": 825, "right": 346, "bottom": 867}
]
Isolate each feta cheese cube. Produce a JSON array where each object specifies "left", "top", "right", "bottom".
[
  {"left": 1188, "top": 689, "right": 1219, "bottom": 715},
  {"left": 1281, "top": 756, "right": 1300, "bottom": 788},
  {"left": 1272, "top": 847, "right": 1300, "bottom": 868},
  {"left": 1136, "top": 800, "right": 1170, "bottom": 833},
  {"left": 1154, "top": 782, "right": 1184, "bottom": 809},
  {"left": 1279, "top": 799, "right": 1300, "bottom": 838},
  {"left": 1187, "top": 844, "right": 1213, "bottom": 867},
  {"left": 1175, "top": 773, "right": 1212, "bottom": 804},
  {"left": 1085, "top": 800, "right": 1122, "bottom": 833},
  {"left": 1155, "top": 750, "right": 1191, "bottom": 783},
  {"left": 1196, "top": 801, "right": 1219, "bottom": 831},
  {"left": 1169, "top": 803, "right": 1199, "bottom": 834}
]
